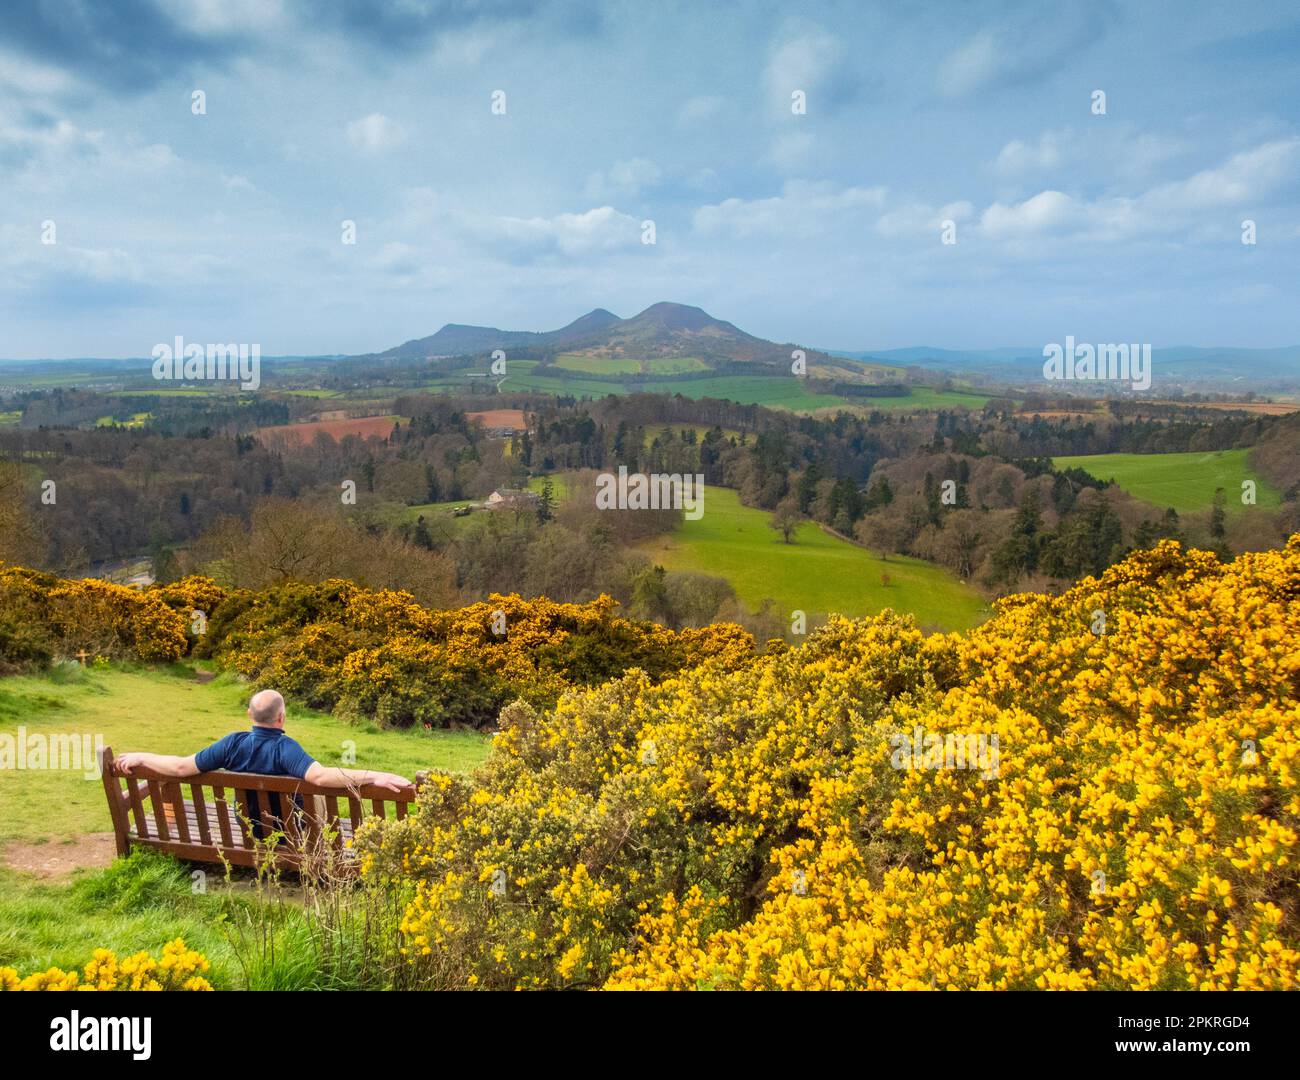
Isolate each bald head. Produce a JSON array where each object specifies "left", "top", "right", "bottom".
[{"left": 248, "top": 689, "right": 286, "bottom": 728}]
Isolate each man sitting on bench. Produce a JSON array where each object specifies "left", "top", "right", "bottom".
[{"left": 113, "top": 689, "right": 414, "bottom": 837}]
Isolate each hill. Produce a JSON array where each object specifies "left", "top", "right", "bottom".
[{"left": 378, "top": 301, "right": 887, "bottom": 377}]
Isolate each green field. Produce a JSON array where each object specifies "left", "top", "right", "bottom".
[
  {"left": 95, "top": 412, "right": 152, "bottom": 428},
  {"left": 840, "top": 387, "right": 991, "bottom": 411},
  {"left": 424, "top": 360, "right": 992, "bottom": 415},
  {"left": 637, "top": 375, "right": 852, "bottom": 409},
  {"left": 553, "top": 353, "right": 642, "bottom": 375},
  {"left": 639, "top": 486, "right": 987, "bottom": 630},
  {"left": 645, "top": 356, "right": 709, "bottom": 375},
  {"left": 1052, "top": 449, "right": 1280, "bottom": 513}
]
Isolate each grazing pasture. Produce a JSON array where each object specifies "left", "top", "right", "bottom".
[
  {"left": 637, "top": 485, "right": 987, "bottom": 630},
  {"left": 1052, "top": 449, "right": 1281, "bottom": 513}
]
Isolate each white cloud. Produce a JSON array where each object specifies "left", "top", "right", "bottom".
[
  {"left": 1144, "top": 137, "right": 1300, "bottom": 211},
  {"left": 978, "top": 190, "right": 1079, "bottom": 238},
  {"left": 159, "top": 0, "right": 289, "bottom": 34},
  {"left": 764, "top": 24, "right": 848, "bottom": 110},
  {"left": 678, "top": 95, "right": 725, "bottom": 126},
  {"left": 694, "top": 181, "right": 888, "bottom": 240},
  {"left": 764, "top": 130, "right": 815, "bottom": 172},
  {"left": 936, "top": 6, "right": 1113, "bottom": 99},
  {"left": 0, "top": 49, "right": 75, "bottom": 97},
  {"left": 0, "top": 115, "right": 103, "bottom": 165},
  {"left": 936, "top": 31, "right": 1000, "bottom": 100},
  {"left": 346, "top": 113, "right": 406, "bottom": 154},
  {"left": 430, "top": 26, "right": 499, "bottom": 68},
  {"left": 978, "top": 138, "right": 1300, "bottom": 243},
  {"left": 462, "top": 205, "right": 642, "bottom": 258},
  {"left": 994, "top": 131, "right": 1068, "bottom": 175},
  {"left": 876, "top": 200, "right": 974, "bottom": 238},
  {"left": 584, "top": 158, "right": 662, "bottom": 201}
]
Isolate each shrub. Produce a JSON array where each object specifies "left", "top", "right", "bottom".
[
  {"left": 358, "top": 538, "right": 1300, "bottom": 990},
  {"left": 205, "top": 583, "right": 759, "bottom": 729},
  {"left": 0, "top": 938, "right": 212, "bottom": 991},
  {"left": 0, "top": 566, "right": 187, "bottom": 666}
]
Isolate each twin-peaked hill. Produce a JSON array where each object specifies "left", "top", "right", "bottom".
[{"left": 376, "top": 302, "right": 850, "bottom": 370}]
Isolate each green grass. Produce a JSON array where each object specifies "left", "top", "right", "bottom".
[
  {"left": 1051, "top": 449, "right": 1280, "bottom": 513},
  {"left": 644, "top": 356, "right": 709, "bottom": 375},
  {"left": 638, "top": 375, "right": 852, "bottom": 410},
  {"left": 428, "top": 362, "right": 983, "bottom": 414},
  {"left": 639, "top": 486, "right": 987, "bottom": 630},
  {"left": 553, "top": 353, "right": 642, "bottom": 375},
  {"left": 0, "top": 665, "right": 490, "bottom": 846},
  {"left": 844, "top": 388, "right": 991, "bottom": 411}
]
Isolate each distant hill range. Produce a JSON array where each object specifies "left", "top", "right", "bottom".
[
  {"left": 828, "top": 345, "right": 1300, "bottom": 388},
  {"left": 379, "top": 302, "right": 831, "bottom": 366}
]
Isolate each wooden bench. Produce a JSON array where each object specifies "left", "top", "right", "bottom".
[{"left": 98, "top": 745, "right": 418, "bottom": 871}]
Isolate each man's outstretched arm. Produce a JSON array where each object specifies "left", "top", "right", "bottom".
[
  {"left": 114, "top": 752, "right": 200, "bottom": 778},
  {"left": 304, "top": 762, "right": 414, "bottom": 795}
]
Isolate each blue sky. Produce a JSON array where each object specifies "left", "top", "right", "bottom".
[{"left": 2, "top": 0, "right": 1299, "bottom": 358}]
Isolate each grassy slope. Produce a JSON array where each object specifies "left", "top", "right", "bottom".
[
  {"left": 0, "top": 665, "right": 490, "bottom": 846},
  {"left": 638, "top": 486, "right": 987, "bottom": 630},
  {"left": 1052, "top": 449, "right": 1281, "bottom": 513}
]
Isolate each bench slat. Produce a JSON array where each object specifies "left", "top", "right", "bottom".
[
  {"left": 190, "top": 784, "right": 212, "bottom": 846},
  {"left": 166, "top": 782, "right": 192, "bottom": 844},
  {"left": 127, "top": 779, "right": 150, "bottom": 839},
  {"left": 234, "top": 788, "right": 256, "bottom": 848},
  {"left": 147, "top": 780, "right": 170, "bottom": 841},
  {"left": 325, "top": 795, "right": 344, "bottom": 853},
  {"left": 212, "top": 785, "right": 235, "bottom": 848}
]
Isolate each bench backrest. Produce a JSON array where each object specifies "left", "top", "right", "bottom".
[{"left": 99, "top": 745, "right": 418, "bottom": 869}]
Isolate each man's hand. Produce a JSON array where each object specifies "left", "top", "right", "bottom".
[
  {"left": 304, "top": 762, "right": 416, "bottom": 793},
  {"left": 114, "top": 752, "right": 148, "bottom": 775},
  {"left": 369, "top": 771, "right": 416, "bottom": 795}
]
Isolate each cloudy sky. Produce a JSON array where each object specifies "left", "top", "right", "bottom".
[{"left": 2, "top": 0, "right": 1299, "bottom": 358}]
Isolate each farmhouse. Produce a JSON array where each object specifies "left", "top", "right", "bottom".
[{"left": 485, "top": 488, "right": 540, "bottom": 510}]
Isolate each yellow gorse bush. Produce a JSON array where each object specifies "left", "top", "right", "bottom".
[
  {"left": 361, "top": 538, "right": 1300, "bottom": 989},
  {"left": 0, "top": 567, "right": 756, "bottom": 729},
  {"left": 0, "top": 565, "right": 189, "bottom": 664},
  {"left": 199, "top": 581, "right": 757, "bottom": 728},
  {"left": 0, "top": 939, "right": 212, "bottom": 991}
]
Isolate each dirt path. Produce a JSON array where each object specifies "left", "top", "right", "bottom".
[{"left": 3, "top": 833, "right": 117, "bottom": 878}]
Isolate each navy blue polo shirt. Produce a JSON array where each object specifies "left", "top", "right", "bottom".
[
  {"left": 195, "top": 726, "right": 316, "bottom": 778},
  {"left": 195, "top": 726, "right": 317, "bottom": 839}
]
